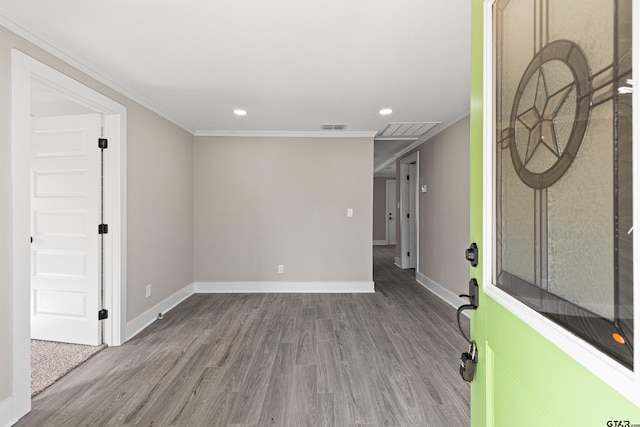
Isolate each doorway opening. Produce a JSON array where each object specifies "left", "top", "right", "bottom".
[
  {"left": 11, "top": 50, "right": 126, "bottom": 415},
  {"left": 30, "top": 111, "right": 109, "bottom": 395},
  {"left": 31, "top": 113, "right": 103, "bottom": 344}
]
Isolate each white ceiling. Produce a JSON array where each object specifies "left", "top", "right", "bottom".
[{"left": 1, "top": 0, "right": 470, "bottom": 172}]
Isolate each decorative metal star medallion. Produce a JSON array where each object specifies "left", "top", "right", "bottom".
[
  {"left": 508, "top": 40, "right": 592, "bottom": 189},
  {"left": 518, "top": 70, "right": 573, "bottom": 163}
]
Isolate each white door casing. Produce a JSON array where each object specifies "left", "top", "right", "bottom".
[
  {"left": 11, "top": 50, "right": 127, "bottom": 419},
  {"left": 31, "top": 114, "right": 102, "bottom": 345},
  {"left": 386, "top": 179, "right": 397, "bottom": 245}
]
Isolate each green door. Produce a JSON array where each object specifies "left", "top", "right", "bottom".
[{"left": 470, "top": 0, "right": 640, "bottom": 425}]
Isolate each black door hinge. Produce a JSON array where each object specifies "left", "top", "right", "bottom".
[
  {"left": 406, "top": 175, "right": 410, "bottom": 180},
  {"left": 98, "top": 138, "right": 108, "bottom": 149},
  {"left": 407, "top": 251, "right": 410, "bottom": 256},
  {"left": 407, "top": 213, "right": 410, "bottom": 218},
  {"left": 98, "top": 309, "right": 108, "bottom": 320},
  {"left": 98, "top": 224, "right": 109, "bottom": 234}
]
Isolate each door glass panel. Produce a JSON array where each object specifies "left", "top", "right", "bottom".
[{"left": 493, "top": 0, "right": 633, "bottom": 369}]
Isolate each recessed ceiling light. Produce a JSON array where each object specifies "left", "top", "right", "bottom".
[
  {"left": 233, "top": 109, "right": 247, "bottom": 116},
  {"left": 379, "top": 108, "right": 393, "bottom": 115}
]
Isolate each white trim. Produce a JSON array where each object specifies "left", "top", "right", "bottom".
[
  {"left": 194, "top": 130, "right": 378, "bottom": 138},
  {"left": 482, "top": 0, "right": 640, "bottom": 406},
  {"left": 395, "top": 257, "right": 402, "bottom": 268},
  {"left": 635, "top": 0, "right": 640, "bottom": 400},
  {"left": 194, "top": 281, "right": 375, "bottom": 293},
  {"left": 126, "top": 283, "right": 195, "bottom": 340},
  {"left": 416, "top": 271, "right": 469, "bottom": 316},
  {"left": 11, "top": 48, "right": 32, "bottom": 420},
  {"left": 373, "top": 240, "right": 388, "bottom": 245},
  {"left": 102, "top": 112, "right": 127, "bottom": 347},
  {"left": 374, "top": 110, "right": 469, "bottom": 174},
  {"left": 11, "top": 50, "right": 127, "bottom": 422},
  {"left": 0, "top": 397, "right": 18, "bottom": 427},
  {"left": 374, "top": 136, "right": 420, "bottom": 141}
]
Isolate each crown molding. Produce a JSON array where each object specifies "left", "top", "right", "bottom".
[
  {"left": 194, "top": 130, "right": 378, "bottom": 138},
  {"left": 0, "top": 10, "right": 196, "bottom": 134}
]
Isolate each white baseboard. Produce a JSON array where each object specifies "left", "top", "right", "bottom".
[
  {"left": 415, "top": 271, "right": 469, "bottom": 317},
  {"left": 194, "top": 281, "right": 375, "bottom": 293},
  {"left": 0, "top": 396, "right": 18, "bottom": 427},
  {"left": 125, "top": 279, "right": 375, "bottom": 340},
  {"left": 373, "top": 240, "right": 388, "bottom": 246},
  {"left": 394, "top": 257, "right": 402, "bottom": 268},
  {"left": 126, "top": 282, "right": 195, "bottom": 340}
]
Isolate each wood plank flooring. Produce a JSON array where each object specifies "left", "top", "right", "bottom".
[{"left": 16, "top": 246, "right": 470, "bottom": 426}]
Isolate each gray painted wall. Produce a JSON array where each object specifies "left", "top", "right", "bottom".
[
  {"left": 396, "top": 116, "right": 470, "bottom": 297},
  {"left": 193, "top": 136, "right": 374, "bottom": 284}
]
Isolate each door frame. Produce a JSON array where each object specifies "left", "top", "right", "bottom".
[
  {"left": 385, "top": 179, "right": 397, "bottom": 245},
  {"left": 481, "top": 0, "right": 640, "bottom": 406},
  {"left": 11, "top": 50, "right": 127, "bottom": 414},
  {"left": 399, "top": 152, "right": 419, "bottom": 269}
]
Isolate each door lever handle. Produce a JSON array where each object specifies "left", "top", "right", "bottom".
[
  {"left": 458, "top": 278, "right": 479, "bottom": 383},
  {"left": 457, "top": 279, "right": 479, "bottom": 343},
  {"left": 459, "top": 278, "right": 479, "bottom": 309}
]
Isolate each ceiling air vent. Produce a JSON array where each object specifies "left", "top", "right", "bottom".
[
  {"left": 376, "top": 121, "right": 440, "bottom": 140},
  {"left": 321, "top": 123, "right": 347, "bottom": 130}
]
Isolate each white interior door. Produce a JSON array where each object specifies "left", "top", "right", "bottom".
[
  {"left": 408, "top": 163, "right": 417, "bottom": 269},
  {"left": 399, "top": 152, "right": 419, "bottom": 269},
  {"left": 386, "top": 180, "right": 397, "bottom": 245},
  {"left": 31, "top": 113, "right": 102, "bottom": 345}
]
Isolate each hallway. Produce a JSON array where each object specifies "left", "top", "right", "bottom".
[{"left": 16, "top": 246, "right": 470, "bottom": 426}]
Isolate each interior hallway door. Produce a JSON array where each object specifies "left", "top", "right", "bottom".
[
  {"left": 386, "top": 179, "right": 396, "bottom": 244},
  {"left": 30, "top": 113, "right": 102, "bottom": 345}
]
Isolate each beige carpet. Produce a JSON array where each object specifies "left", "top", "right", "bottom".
[{"left": 31, "top": 340, "right": 106, "bottom": 397}]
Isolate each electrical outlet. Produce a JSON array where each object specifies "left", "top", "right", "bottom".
[
  {"left": 278, "top": 264, "right": 284, "bottom": 274},
  {"left": 146, "top": 284, "right": 151, "bottom": 298}
]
